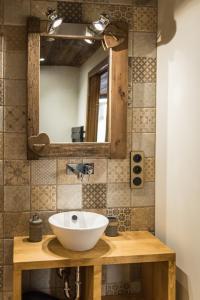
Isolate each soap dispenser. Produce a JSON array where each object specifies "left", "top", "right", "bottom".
[{"left": 29, "top": 214, "right": 43, "bottom": 242}]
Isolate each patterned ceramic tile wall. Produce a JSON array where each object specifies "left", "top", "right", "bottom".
[{"left": 0, "top": 0, "right": 157, "bottom": 298}]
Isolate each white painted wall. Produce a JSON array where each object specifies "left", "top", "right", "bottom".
[
  {"left": 77, "top": 46, "right": 108, "bottom": 127},
  {"left": 156, "top": 1, "right": 200, "bottom": 299},
  {"left": 40, "top": 66, "right": 79, "bottom": 143}
]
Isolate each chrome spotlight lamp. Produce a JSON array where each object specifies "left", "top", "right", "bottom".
[
  {"left": 92, "top": 14, "right": 110, "bottom": 34},
  {"left": 46, "top": 8, "right": 63, "bottom": 34}
]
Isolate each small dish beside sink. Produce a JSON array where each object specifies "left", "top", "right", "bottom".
[{"left": 48, "top": 211, "right": 109, "bottom": 251}]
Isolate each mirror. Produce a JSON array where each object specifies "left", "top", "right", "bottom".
[
  {"left": 27, "top": 18, "right": 128, "bottom": 159},
  {"left": 40, "top": 36, "right": 109, "bottom": 143}
]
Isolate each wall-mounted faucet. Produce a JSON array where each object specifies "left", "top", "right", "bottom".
[{"left": 66, "top": 163, "right": 94, "bottom": 180}]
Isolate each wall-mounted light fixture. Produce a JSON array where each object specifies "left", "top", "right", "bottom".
[
  {"left": 46, "top": 8, "right": 63, "bottom": 34},
  {"left": 92, "top": 14, "right": 110, "bottom": 33}
]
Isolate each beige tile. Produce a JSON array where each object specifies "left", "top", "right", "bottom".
[
  {"left": 144, "top": 157, "right": 155, "bottom": 181},
  {"left": 0, "top": 79, "right": 3, "bottom": 105},
  {"left": 0, "top": 240, "right": 2, "bottom": 264},
  {"left": 57, "top": 185, "right": 82, "bottom": 210},
  {"left": 4, "top": 212, "right": 30, "bottom": 238},
  {"left": 127, "top": 108, "right": 132, "bottom": 133},
  {"left": 4, "top": 0, "right": 30, "bottom": 25},
  {"left": 132, "top": 133, "right": 155, "bottom": 157},
  {"left": 0, "top": 134, "right": 3, "bottom": 159},
  {"left": 133, "top": 32, "right": 156, "bottom": 58},
  {"left": 4, "top": 133, "right": 27, "bottom": 159},
  {"left": 108, "top": 159, "right": 130, "bottom": 183},
  {"left": 131, "top": 206, "right": 155, "bottom": 231},
  {"left": 4, "top": 51, "right": 27, "bottom": 80},
  {"left": 0, "top": 161, "right": 3, "bottom": 186},
  {"left": 134, "top": 0, "right": 157, "bottom": 7},
  {"left": 4, "top": 239, "right": 13, "bottom": 265},
  {"left": 83, "top": 159, "right": 107, "bottom": 183},
  {"left": 4, "top": 106, "right": 26, "bottom": 133},
  {"left": 82, "top": 184, "right": 107, "bottom": 209},
  {"left": 3, "top": 265, "right": 13, "bottom": 292},
  {"left": 132, "top": 57, "right": 156, "bottom": 83},
  {"left": 132, "top": 108, "right": 156, "bottom": 133},
  {"left": 0, "top": 214, "right": 2, "bottom": 238},
  {"left": 0, "top": 52, "right": 3, "bottom": 79},
  {"left": 0, "top": 187, "right": 3, "bottom": 211},
  {"left": 107, "top": 208, "right": 131, "bottom": 231},
  {"left": 133, "top": 7, "right": 157, "bottom": 32},
  {"left": 4, "top": 186, "right": 30, "bottom": 212},
  {"left": 4, "top": 80, "right": 26, "bottom": 106},
  {"left": 0, "top": 107, "right": 3, "bottom": 132},
  {"left": 58, "top": 159, "right": 83, "bottom": 184},
  {"left": 31, "top": 160, "right": 56, "bottom": 185},
  {"left": 31, "top": 1, "right": 57, "bottom": 20},
  {"left": 31, "top": 185, "right": 56, "bottom": 211},
  {"left": 107, "top": 183, "right": 131, "bottom": 207},
  {"left": 109, "top": 0, "right": 133, "bottom": 4},
  {"left": 3, "top": 26, "right": 27, "bottom": 51},
  {"left": 4, "top": 160, "right": 30, "bottom": 186},
  {"left": 133, "top": 83, "right": 156, "bottom": 108},
  {"left": 131, "top": 182, "right": 155, "bottom": 207}
]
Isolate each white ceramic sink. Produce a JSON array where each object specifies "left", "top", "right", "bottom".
[{"left": 48, "top": 211, "right": 109, "bottom": 251}]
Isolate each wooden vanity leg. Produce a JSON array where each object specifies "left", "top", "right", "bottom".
[
  {"left": 83, "top": 265, "right": 102, "bottom": 300},
  {"left": 13, "top": 269, "right": 22, "bottom": 300},
  {"left": 168, "top": 260, "right": 176, "bottom": 300}
]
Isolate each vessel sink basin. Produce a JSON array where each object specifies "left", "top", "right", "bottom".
[{"left": 48, "top": 211, "right": 109, "bottom": 251}]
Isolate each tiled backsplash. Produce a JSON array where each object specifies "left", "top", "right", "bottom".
[{"left": 0, "top": 0, "right": 157, "bottom": 298}]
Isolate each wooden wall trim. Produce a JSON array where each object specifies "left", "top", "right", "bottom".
[{"left": 109, "top": 39, "right": 128, "bottom": 159}]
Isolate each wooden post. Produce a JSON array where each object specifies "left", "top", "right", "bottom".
[
  {"left": 83, "top": 265, "right": 102, "bottom": 300},
  {"left": 168, "top": 260, "right": 176, "bottom": 300},
  {"left": 13, "top": 269, "right": 22, "bottom": 300}
]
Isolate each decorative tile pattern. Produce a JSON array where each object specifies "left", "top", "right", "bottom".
[
  {"left": 3, "top": 265, "right": 13, "bottom": 292},
  {"left": 134, "top": 0, "right": 157, "bottom": 7},
  {"left": 4, "top": 186, "right": 30, "bottom": 212},
  {"left": 83, "top": 159, "right": 107, "bottom": 183},
  {"left": 0, "top": 52, "right": 3, "bottom": 79},
  {"left": 0, "top": 107, "right": 3, "bottom": 132},
  {"left": 108, "top": 159, "right": 130, "bottom": 183},
  {"left": 4, "top": 51, "right": 27, "bottom": 80},
  {"left": 0, "top": 161, "right": 3, "bottom": 186},
  {"left": 127, "top": 108, "right": 132, "bottom": 133},
  {"left": 4, "top": 133, "right": 27, "bottom": 160},
  {"left": 0, "top": 266, "right": 3, "bottom": 290},
  {"left": 82, "top": 184, "right": 107, "bottom": 209},
  {"left": 132, "top": 57, "right": 156, "bottom": 83},
  {"left": 131, "top": 207, "right": 155, "bottom": 231},
  {"left": 31, "top": 160, "right": 56, "bottom": 185},
  {"left": 132, "top": 108, "right": 156, "bottom": 133},
  {"left": 0, "top": 240, "right": 3, "bottom": 264},
  {"left": 4, "top": 160, "right": 30, "bottom": 186},
  {"left": 133, "top": 32, "right": 156, "bottom": 58},
  {"left": 131, "top": 182, "right": 155, "bottom": 207},
  {"left": 57, "top": 185, "right": 82, "bottom": 210},
  {"left": 31, "top": 185, "right": 56, "bottom": 211},
  {"left": 107, "top": 208, "right": 131, "bottom": 231},
  {"left": 57, "top": 159, "right": 83, "bottom": 184},
  {"left": 132, "top": 133, "right": 155, "bottom": 157},
  {"left": 3, "top": 26, "right": 27, "bottom": 51},
  {"left": 4, "top": 106, "right": 26, "bottom": 133},
  {"left": 4, "top": 80, "right": 26, "bottom": 106},
  {"left": 0, "top": 214, "right": 3, "bottom": 238},
  {"left": 128, "top": 58, "right": 133, "bottom": 106},
  {"left": 133, "top": 83, "right": 156, "bottom": 108},
  {"left": 58, "top": 1, "right": 83, "bottom": 23},
  {"left": 106, "top": 281, "right": 141, "bottom": 295},
  {"left": 82, "top": 4, "right": 133, "bottom": 27},
  {"left": 4, "top": 212, "right": 30, "bottom": 238},
  {"left": 107, "top": 183, "right": 131, "bottom": 207},
  {"left": 0, "top": 80, "right": 3, "bottom": 106},
  {"left": 133, "top": 7, "right": 157, "bottom": 32},
  {"left": 144, "top": 157, "right": 155, "bottom": 181}
]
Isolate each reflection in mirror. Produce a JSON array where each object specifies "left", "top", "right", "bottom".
[{"left": 40, "top": 36, "right": 109, "bottom": 143}]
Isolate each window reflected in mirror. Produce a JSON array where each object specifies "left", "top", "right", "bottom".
[{"left": 40, "top": 36, "right": 109, "bottom": 143}]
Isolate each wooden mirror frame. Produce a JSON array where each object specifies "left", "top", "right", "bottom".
[{"left": 27, "top": 18, "right": 128, "bottom": 159}]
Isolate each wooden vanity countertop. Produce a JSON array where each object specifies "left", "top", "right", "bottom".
[{"left": 13, "top": 231, "right": 175, "bottom": 271}]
